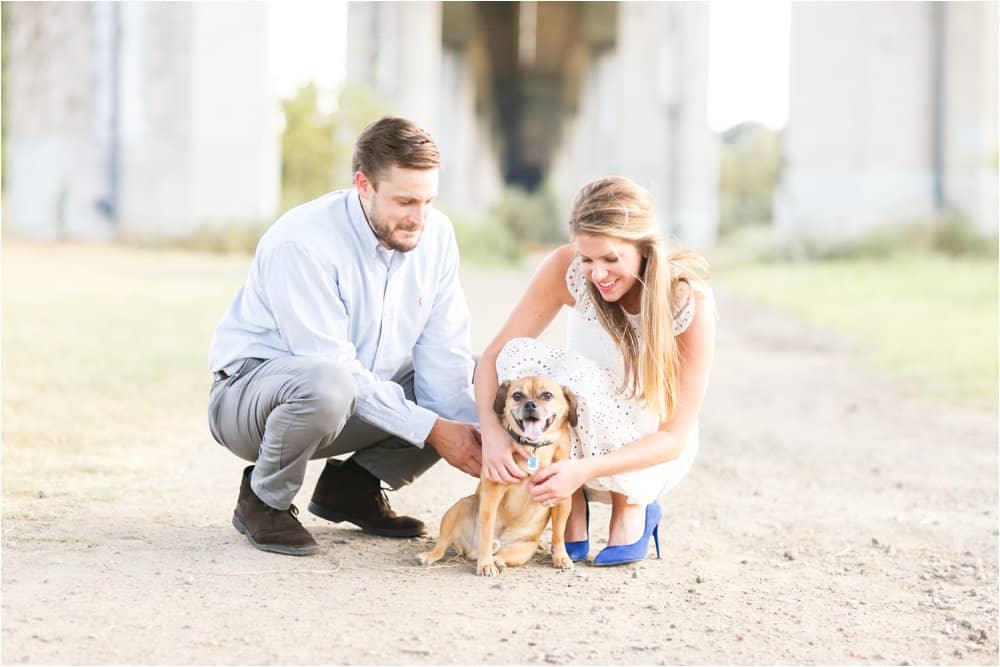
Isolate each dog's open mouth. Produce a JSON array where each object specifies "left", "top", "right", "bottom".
[{"left": 512, "top": 413, "right": 556, "bottom": 443}]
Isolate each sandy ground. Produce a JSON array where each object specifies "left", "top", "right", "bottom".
[{"left": 2, "top": 277, "right": 997, "bottom": 665}]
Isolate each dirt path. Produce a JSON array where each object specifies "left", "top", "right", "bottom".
[{"left": 2, "top": 278, "right": 997, "bottom": 665}]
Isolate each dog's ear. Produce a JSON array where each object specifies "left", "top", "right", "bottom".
[
  {"left": 562, "top": 386, "right": 579, "bottom": 427},
  {"left": 493, "top": 380, "right": 512, "bottom": 416}
]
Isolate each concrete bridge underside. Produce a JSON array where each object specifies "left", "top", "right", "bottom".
[
  {"left": 348, "top": 1, "right": 718, "bottom": 248},
  {"left": 5, "top": 2, "right": 994, "bottom": 244}
]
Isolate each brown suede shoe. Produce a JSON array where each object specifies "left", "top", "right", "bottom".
[
  {"left": 308, "top": 458, "right": 425, "bottom": 538},
  {"left": 232, "top": 465, "right": 319, "bottom": 556}
]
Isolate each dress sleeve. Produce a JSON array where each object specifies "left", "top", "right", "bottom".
[
  {"left": 564, "top": 255, "right": 589, "bottom": 308},
  {"left": 671, "top": 280, "right": 696, "bottom": 336},
  {"left": 564, "top": 256, "right": 602, "bottom": 326}
]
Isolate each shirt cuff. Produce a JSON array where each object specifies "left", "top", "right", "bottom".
[{"left": 406, "top": 406, "right": 439, "bottom": 448}]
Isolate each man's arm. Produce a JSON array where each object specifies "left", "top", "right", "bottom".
[
  {"left": 261, "top": 241, "right": 439, "bottom": 445},
  {"left": 410, "top": 225, "right": 482, "bottom": 476}
]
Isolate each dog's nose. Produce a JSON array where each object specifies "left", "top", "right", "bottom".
[{"left": 524, "top": 401, "right": 537, "bottom": 411}]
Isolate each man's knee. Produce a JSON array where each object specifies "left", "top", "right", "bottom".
[{"left": 294, "top": 360, "right": 357, "bottom": 434}]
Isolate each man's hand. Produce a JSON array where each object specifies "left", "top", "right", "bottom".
[{"left": 426, "top": 418, "right": 482, "bottom": 478}]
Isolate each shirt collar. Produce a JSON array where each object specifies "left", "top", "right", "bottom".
[{"left": 346, "top": 188, "right": 384, "bottom": 259}]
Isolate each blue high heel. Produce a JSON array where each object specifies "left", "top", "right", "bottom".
[
  {"left": 564, "top": 490, "right": 590, "bottom": 562},
  {"left": 592, "top": 501, "right": 662, "bottom": 567}
]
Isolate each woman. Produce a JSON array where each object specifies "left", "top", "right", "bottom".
[{"left": 473, "top": 176, "right": 716, "bottom": 566}]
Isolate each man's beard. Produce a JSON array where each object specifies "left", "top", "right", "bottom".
[{"left": 366, "top": 198, "right": 421, "bottom": 253}]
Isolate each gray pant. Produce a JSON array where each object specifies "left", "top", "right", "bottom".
[{"left": 207, "top": 357, "right": 440, "bottom": 510}]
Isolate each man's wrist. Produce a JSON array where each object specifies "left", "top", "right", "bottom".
[
  {"left": 426, "top": 418, "right": 439, "bottom": 446},
  {"left": 426, "top": 417, "right": 448, "bottom": 449},
  {"left": 406, "top": 409, "right": 438, "bottom": 449}
]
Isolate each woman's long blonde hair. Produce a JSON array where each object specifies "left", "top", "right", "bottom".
[{"left": 569, "top": 176, "right": 708, "bottom": 422}]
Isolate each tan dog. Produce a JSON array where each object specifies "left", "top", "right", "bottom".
[{"left": 418, "top": 376, "right": 578, "bottom": 576}]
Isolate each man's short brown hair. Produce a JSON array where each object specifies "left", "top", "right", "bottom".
[{"left": 352, "top": 116, "right": 441, "bottom": 184}]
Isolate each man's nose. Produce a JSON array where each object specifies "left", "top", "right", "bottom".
[{"left": 410, "top": 203, "right": 429, "bottom": 223}]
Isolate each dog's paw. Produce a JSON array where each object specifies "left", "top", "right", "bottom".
[
  {"left": 552, "top": 551, "right": 574, "bottom": 570},
  {"left": 417, "top": 551, "right": 438, "bottom": 567},
  {"left": 477, "top": 560, "right": 500, "bottom": 577}
]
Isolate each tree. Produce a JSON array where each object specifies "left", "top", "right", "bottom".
[
  {"left": 280, "top": 82, "right": 391, "bottom": 210},
  {"left": 328, "top": 83, "right": 390, "bottom": 186},
  {"left": 280, "top": 82, "right": 336, "bottom": 211},
  {"left": 718, "top": 122, "right": 781, "bottom": 237}
]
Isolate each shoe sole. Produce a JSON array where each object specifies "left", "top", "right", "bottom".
[
  {"left": 307, "top": 501, "right": 425, "bottom": 538},
  {"left": 232, "top": 514, "right": 319, "bottom": 556},
  {"left": 591, "top": 557, "right": 644, "bottom": 567}
]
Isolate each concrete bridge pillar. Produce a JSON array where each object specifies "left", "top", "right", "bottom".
[
  {"left": 3, "top": 3, "right": 116, "bottom": 240},
  {"left": 777, "top": 1, "right": 998, "bottom": 238},
  {"left": 347, "top": 2, "right": 443, "bottom": 133},
  {"left": 940, "top": 1, "right": 999, "bottom": 235},
  {"left": 347, "top": 2, "right": 503, "bottom": 215},
  {"left": 347, "top": 1, "right": 717, "bottom": 247},
  {"left": 551, "top": 2, "right": 717, "bottom": 249},
  {"left": 3, "top": 2, "right": 279, "bottom": 240}
]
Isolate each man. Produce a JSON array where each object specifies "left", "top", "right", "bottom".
[{"left": 207, "top": 116, "right": 482, "bottom": 556}]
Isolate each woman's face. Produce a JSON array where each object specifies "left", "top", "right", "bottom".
[{"left": 575, "top": 233, "right": 644, "bottom": 312}]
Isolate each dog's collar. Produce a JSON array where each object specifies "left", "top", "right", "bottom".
[{"left": 507, "top": 426, "right": 554, "bottom": 450}]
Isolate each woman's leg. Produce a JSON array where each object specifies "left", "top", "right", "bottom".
[
  {"left": 607, "top": 491, "right": 646, "bottom": 546},
  {"left": 565, "top": 487, "right": 588, "bottom": 542}
]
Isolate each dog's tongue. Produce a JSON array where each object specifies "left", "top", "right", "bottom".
[{"left": 521, "top": 420, "right": 545, "bottom": 442}]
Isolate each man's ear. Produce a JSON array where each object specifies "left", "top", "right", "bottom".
[
  {"left": 562, "top": 386, "right": 579, "bottom": 428},
  {"left": 354, "top": 170, "right": 374, "bottom": 198},
  {"left": 493, "top": 381, "right": 512, "bottom": 416}
]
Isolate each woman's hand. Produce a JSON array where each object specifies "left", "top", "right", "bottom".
[
  {"left": 481, "top": 427, "right": 531, "bottom": 484},
  {"left": 528, "top": 459, "right": 589, "bottom": 507}
]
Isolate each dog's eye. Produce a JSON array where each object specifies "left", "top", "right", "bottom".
[
  {"left": 511, "top": 391, "right": 524, "bottom": 401},
  {"left": 540, "top": 391, "right": 554, "bottom": 401}
]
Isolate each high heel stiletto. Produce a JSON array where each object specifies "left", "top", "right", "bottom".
[
  {"left": 564, "top": 490, "right": 590, "bottom": 562},
  {"left": 592, "top": 501, "right": 662, "bottom": 567}
]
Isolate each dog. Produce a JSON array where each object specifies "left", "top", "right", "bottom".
[{"left": 418, "top": 376, "right": 578, "bottom": 576}]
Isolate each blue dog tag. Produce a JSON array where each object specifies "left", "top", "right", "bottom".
[{"left": 527, "top": 454, "right": 538, "bottom": 471}]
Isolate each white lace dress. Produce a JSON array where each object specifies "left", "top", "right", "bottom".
[{"left": 496, "top": 256, "right": 712, "bottom": 505}]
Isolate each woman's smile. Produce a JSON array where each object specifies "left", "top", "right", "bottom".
[
  {"left": 595, "top": 277, "right": 619, "bottom": 292},
  {"left": 576, "top": 233, "right": 643, "bottom": 307}
]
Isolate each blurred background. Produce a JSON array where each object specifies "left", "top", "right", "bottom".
[
  {"left": 0, "top": 0, "right": 997, "bottom": 471},
  {"left": 3, "top": 6, "right": 998, "bottom": 662},
  {"left": 3, "top": 1, "right": 996, "bottom": 255}
]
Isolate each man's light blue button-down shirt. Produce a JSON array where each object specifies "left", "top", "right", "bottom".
[{"left": 208, "top": 189, "right": 478, "bottom": 446}]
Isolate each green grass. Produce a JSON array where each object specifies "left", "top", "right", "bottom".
[
  {"left": 714, "top": 253, "right": 998, "bottom": 409},
  {"left": 0, "top": 240, "right": 525, "bottom": 502},
  {"left": 3, "top": 242, "right": 995, "bottom": 502},
  {"left": 2, "top": 241, "right": 251, "bottom": 497}
]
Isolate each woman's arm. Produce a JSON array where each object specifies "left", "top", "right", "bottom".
[
  {"left": 475, "top": 244, "right": 577, "bottom": 483},
  {"left": 529, "top": 290, "right": 717, "bottom": 502}
]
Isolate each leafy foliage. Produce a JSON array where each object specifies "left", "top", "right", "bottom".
[
  {"left": 280, "top": 82, "right": 389, "bottom": 212},
  {"left": 451, "top": 213, "right": 522, "bottom": 266},
  {"left": 718, "top": 122, "right": 780, "bottom": 237},
  {"left": 487, "top": 183, "right": 564, "bottom": 245},
  {"left": 280, "top": 83, "right": 337, "bottom": 211},
  {"left": 754, "top": 212, "right": 999, "bottom": 262}
]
